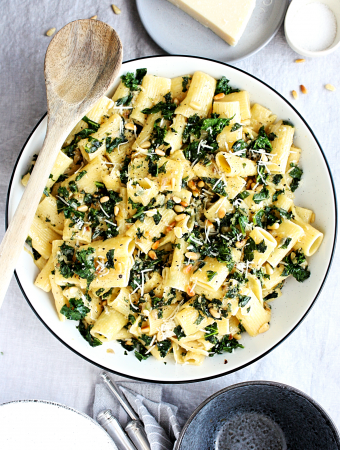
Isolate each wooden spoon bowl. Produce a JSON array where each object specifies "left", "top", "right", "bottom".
[{"left": 0, "top": 19, "right": 123, "bottom": 308}]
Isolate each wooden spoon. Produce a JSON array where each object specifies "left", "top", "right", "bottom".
[{"left": 0, "top": 19, "right": 122, "bottom": 308}]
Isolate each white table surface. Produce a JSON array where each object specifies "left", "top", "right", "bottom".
[{"left": 0, "top": 0, "right": 339, "bottom": 432}]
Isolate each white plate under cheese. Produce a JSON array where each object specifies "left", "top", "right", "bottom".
[{"left": 166, "top": 0, "right": 256, "bottom": 46}]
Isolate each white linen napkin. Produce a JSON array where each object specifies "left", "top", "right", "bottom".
[{"left": 93, "top": 374, "right": 181, "bottom": 450}]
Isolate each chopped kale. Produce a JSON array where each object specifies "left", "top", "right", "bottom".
[
  {"left": 115, "top": 93, "right": 133, "bottom": 106},
  {"left": 238, "top": 295, "right": 251, "bottom": 308},
  {"left": 82, "top": 116, "right": 100, "bottom": 131},
  {"left": 166, "top": 199, "right": 175, "bottom": 209},
  {"left": 128, "top": 314, "right": 136, "bottom": 324},
  {"left": 204, "top": 322, "right": 219, "bottom": 344},
  {"left": 215, "top": 76, "right": 240, "bottom": 95},
  {"left": 280, "top": 237, "right": 292, "bottom": 249},
  {"left": 75, "top": 170, "right": 87, "bottom": 181},
  {"left": 174, "top": 325, "right": 186, "bottom": 340},
  {"left": 85, "top": 137, "right": 102, "bottom": 154},
  {"left": 283, "top": 120, "right": 294, "bottom": 127},
  {"left": 121, "top": 68, "right": 147, "bottom": 91},
  {"left": 68, "top": 180, "right": 78, "bottom": 193},
  {"left": 77, "top": 321, "right": 102, "bottom": 347},
  {"left": 209, "top": 335, "right": 244, "bottom": 356},
  {"left": 141, "top": 92, "right": 176, "bottom": 121},
  {"left": 230, "top": 123, "right": 242, "bottom": 132},
  {"left": 60, "top": 298, "right": 90, "bottom": 320},
  {"left": 157, "top": 339, "right": 172, "bottom": 358},
  {"left": 106, "top": 136, "right": 126, "bottom": 154},
  {"left": 253, "top": 186, "right": 270, "bottom": 204},
  {"left": 289, "top": 163, "right": 303, "bottom": 192},
  {"left": 273, "top": 189, "right": 285, "bottom": 202},
  {"left": 106, "top": 249, "right": 115, "bottom": 269},
  {"left": 207, "top": 270, "right": 218, "bottom": 282},
  {"left": 140, "top": 334, "right": 153, "bottom": 346},
  {"left": 182, "top": 76, "right": 191, "bottom": 92},
  {"left": 153, "top": 210, "right": 162, "bottom": 225},
  {"left": 202, "top": 177, "right": 228, "bottom": 197},
  {"left": 120, "top": 156, "right": 131, "bottom": 185},
  {"left": 272, "top": 174, "right": 283, "bottom": 185},
  {"left": 281, "top": 250, "right": 310, "bottom": 282}
]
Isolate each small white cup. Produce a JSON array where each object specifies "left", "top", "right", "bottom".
[{"left": 285, "top": 0, "right": 340, "bottom": 57}]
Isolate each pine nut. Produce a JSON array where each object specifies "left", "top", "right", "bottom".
[
  {"left": 311, "top": 213, "right": 315, "bottom": 223},
  {"left": 190, "top": 101, "right": 201, "bottom": 110},
  {"left": 102, "top": 300, "right": 107, "bottom": 306},
  {"left": 125, "top": 122, "right": 135, "bottom": 131},
  {"left": 209, "top": 307, "right": 221, "bottom": 319},
  {"left": 173, "top": 196, "right": 182, "bottom": 204},
  {"left": 300, "top": 85, "right": 308, "bottom": 94},
  {"left": 325, "top": 84, "right": 336, "bottom": 91},
  {"left": 112, "top": 4, "right": 121, "bottom": 14},
  {"left": 140, "top": 141, "right": 151, "bottom": 149},
  {"left": 100, "top": 196, "right": 110, "bottom": 203},
  {"left": 166, "top": 221, "right": 176, "bottom": 232},
  {"left": 268, "top": 223, "right": 279, "bottom": 230},
  {"left": 295, "top": 58, "right": 305, "bottom": 63},
  {"left": 141, "top": 325, "right": 150, "bottom": 333},
  {"left": 173, "top": 97, "right": 179, "bottom": 105},
  {"left": 258, "top": 323, "right": 270, "bottom": 334},
  {"left": 183, "top": 264, "right": 193, "bottom": 274},
  {"left": 265, "top": 263, "right": 274, "bottom": 275},
  {"left": 174, "top": 205, "right": 184, "bottom": 213},
  {"left": 186, "top": 285, "right": 195, "bottom": 296},
  {"left": 114, "top": 206, "right": 119, "bottom": 216},
  {"left": 155, "top": 148, "right": 165, "bottom": 156},
  {"left": 148, "top": 250, "right": 157, "bottom": 260},
  {"left": 197, "top": 181, "right": 205, "bottom": 188},
  {"left": 90, "top": 15, "right": 97, "bottom": 19},
  {"left": 77, "top": 205, "right": 88, "bottom": 212},
  {"left": 251, "top": 182, "right": 256, "bottom": 189},
  {"left": 218, "top": 207, "right": 226, "bottom": 219},
  {"left": 192, "top": 190, "right": 199, "bottom": 197},
  {"left": 180, "top": 201, "right": 188, "bottom": 207},
  {"left": 291, "top": 252, "right": 296, "bottom": 260},
  {"left": 246, "top": 180, "right": 252, "bottom": 190},
  {"left": 145, "top": 209, "right": 157, "bottom": 217},
  {"left": 175, "top": 213, "right": 186, "bottom": 222},
  {"left": 106, "top": 348, "right": 115, "bottom": 353},
  {"left": 188, "top": 180, "right": 196, "bottom": 190},
  {"left": 151, "top": 240, "right": 160, "bottom": 250},
  {"left": 292, "top": 90, "right": 298, "bottom": 100},
  {"left": 185, "top": 252, "right": 199, "bottom": 260},
  {"left": 214, "top": 93, "right": 225, "bottom": 100},
  {"left": 255, "top": 184, "right": 263, "bottom": 192},
  {"left": 46, "top": 28, "right": 56, "bottom": 36},
  {"left": 174, "top": 227, "right": 183, "bottom": 238},
  {"left": 235, "top": 239, "right": 246, "bottom": 248},
  {"left": 205, "top": 220, "right": 214, "bottom": 228}
]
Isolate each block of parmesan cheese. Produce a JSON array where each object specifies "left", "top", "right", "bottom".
[{"left": 167, "top": 0, "right": 256, "bottom": 46}]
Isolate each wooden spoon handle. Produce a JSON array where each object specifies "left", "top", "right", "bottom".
[{"left": 0, "top": 123, "right": 66, "bottom": 308}]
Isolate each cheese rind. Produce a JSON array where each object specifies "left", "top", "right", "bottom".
[{"left": 167, "top": 0, "right": 256, "bottom": 46}]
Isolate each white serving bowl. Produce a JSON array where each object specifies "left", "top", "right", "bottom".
[
  {"left": 285, "top": 0, "right": 340, "bottom": 57},
  {"left": 7, "top": 55, "right": 337, "bottom": 383}
]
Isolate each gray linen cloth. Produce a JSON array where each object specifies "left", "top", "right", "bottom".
[{"left": 93, "top": 374, "right": 181, "bottom": 450}]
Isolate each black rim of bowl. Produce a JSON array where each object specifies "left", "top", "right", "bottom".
[
  {"left": 6, "top": 54, "right": 338, "bottom": 384},
  {"left": 174, "top": 380, "right": 340, "bottom": 449}
]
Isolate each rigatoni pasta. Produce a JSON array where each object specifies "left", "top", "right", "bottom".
[{"left": 23, "top": 68, "right": 323, "bottom": 366}]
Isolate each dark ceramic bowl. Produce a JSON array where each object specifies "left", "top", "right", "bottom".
[{"left": 175, "top": 381, "right": 340, "bottom": 450}]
